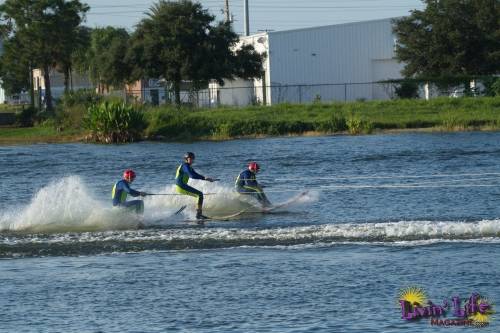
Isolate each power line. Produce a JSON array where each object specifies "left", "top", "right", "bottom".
[
  {"left": 89, "top": 0, "right": 422, "bottom": 6},
  {"left": 87, "top": 5, "right": 419, "bottom": 14},
  {"left": 83, "top": 0, "right": 424, "bottom": 31}
]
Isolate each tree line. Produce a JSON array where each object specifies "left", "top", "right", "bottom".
[
  {"left": 0, "top": 0, "right": 498, "bottom": 113},
  {"left": 393, "top": 0, "right": 499, "bottom": 80},
  {"left": 392, "top": 0, "right": 499, "bottom": 96},
  {"left": 0, "top": 0, "right": 264, "bottom": 111}
]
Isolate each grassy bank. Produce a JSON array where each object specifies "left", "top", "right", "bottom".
[
  {"left": 0, "top": 126, "right": 83, "bottom": 144},
  {"left": 1, "top": 96, "right": 499, "bottom": 144},
  {"left": 0, "top": 104, "right": 24, "bottom": 113},
  {"left": 145, "top": 97, "right": 500, "bottom": 140}
]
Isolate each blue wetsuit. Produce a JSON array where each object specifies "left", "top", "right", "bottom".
[
  {"left": 175, "top": 162, "right": 206, "bottom": 205},
  {"left": 235, "top": 169, "right": 271, "bottom": 207},
  {"left": 112, "top": 179, "right": 144, "bottom": 214}
]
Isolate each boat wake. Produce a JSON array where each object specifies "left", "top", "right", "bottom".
[
  {"left": 1, "top": 176, "right": 499, "bottom": 258},
  {"left": 1, "top": 219, "right": 499, "bottom": 258}
]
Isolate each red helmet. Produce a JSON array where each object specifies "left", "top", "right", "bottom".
[
  {"left": 123, "top": 169, "right": 136, "bottom": 182},
  {"left": 248, "top": 162, "right": 260, "bottom": 172}
]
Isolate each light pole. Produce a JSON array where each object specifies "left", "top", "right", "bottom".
[{"left": 244, "top": 0, "right": 249, "bottom": 36}]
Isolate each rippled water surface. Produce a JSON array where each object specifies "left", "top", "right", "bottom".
[{"left": 1, "top": 132, "right": 499, "bottom": 332}]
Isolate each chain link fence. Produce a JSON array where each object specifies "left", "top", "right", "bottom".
[
  {"left": 117, "top": 77, "right": 500, "bottom": 108},
  {"left": 123, "top": 81, "right": 399, "bottom": 107}
]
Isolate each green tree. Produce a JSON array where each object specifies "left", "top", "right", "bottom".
[
  {"left": 76, "top": 27, "right": 131, "bottom": 93},
  {"left": 69, "top": 26, "right": 92, "bottom": 88},
  {"left": 128, "top": 0, "right": 264, "bottom": 105},
  {"left": 0, "top": 35, "right": 32, "bottom": 97},
  {"left": 55, "top": 24, "right": 91, "bottom": 93},
  {"left": 393, "top": 0, "right": 500, "bottom": 78},
  {"left": 0, "top": 0, "right": 89, "bottom": 112}
]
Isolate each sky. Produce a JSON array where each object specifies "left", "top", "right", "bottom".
[{"left": 83, "top": 0, "right": 425, "bottom": 34}]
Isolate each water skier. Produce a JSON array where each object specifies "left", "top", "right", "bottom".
[
  {"left": 112, "top": 169, "right": 147, "bottom": 214},
  {"left": 235, "top": 162, "right": 272, "bottom": 208},
  {"left": 175, "top": 152, "right": 216, "bottom": 219}
]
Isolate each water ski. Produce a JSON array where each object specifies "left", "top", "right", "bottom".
[
  {"left": 260, "top": 191, "right": 309, "bottom": 213},
  {"left": 185, "top": 209, "right": 248, "bottom": 223}
]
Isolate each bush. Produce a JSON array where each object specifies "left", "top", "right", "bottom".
[
  {"left": 59, "top": 89, "right": 102, "bottom": 108},
  {"left": 16, "top": 106, "right": 37, "bottom": 127},
  {"left": 54, "top": 90, "right": 103, "bottom": 131},
  {"left": 212, "top": 123, "right": 232, "bottom": 138},
  {"left": 54, "top": 104, "right": 87, "bottom": 130},
  {"left": 84, "top": 101, "right": 147, "bottom": 143},
  {"left": 491, "top": 78, "right": 500, "bottom": 97},
  {"left": 395, "top": 80, "right": 419, "bottom": 99},
  {"left": 441, "top": 112, "right": 467, "bottom": 130},
  {"left": 317, "top": 114, "right": 347, "bottom": 132},
  {"left": 346, "top": 114, "right": 373, "bottom": 134}
]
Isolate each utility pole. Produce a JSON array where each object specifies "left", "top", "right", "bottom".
[
  {"left": 244, "top": 0, "right": 249, "bottom": 36},
  {"left": 224, "top": 0, "right": 230, "bottom": 23}
]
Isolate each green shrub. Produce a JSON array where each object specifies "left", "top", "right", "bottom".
[
  {"left": 54, "top": 104, "right": 87, "bottom": 130},
  {"left": 441, "top": 112, "right": 466, "bottom": 130},
  {"left": 59, "top": 89, "right": 102, "bottom": 108},
  {"left": 362, "top": 120, "right": 374, "bottom": 134},
  {"left": 16, "top": 106, "right": 37, "bottom": 127},
  {"left": 84, "top": 101, "right": 146, "bottom": 143},
  {"left": 346, "top": 114, "right": 373, "bottom": 134},
  {"left": 55, "top": 90, "right": 103, "bottom": 130},
  {"left": 491, "top": 78, "right": 500, "bottom": 97},
  {"left": 317, "top": 114, "right": 347, "bottom": 132},
  {"left": 212, "top": 123, "right": 232, "bottom": 138},
  {"left": 346, "top": 115, "right": 362, "bottom": 134},
  {"left": 395, "top": 80, "right": 419, "bottom": 99}
]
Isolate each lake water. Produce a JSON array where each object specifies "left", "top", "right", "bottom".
[{"left": 1, "top": 133, "right": 499, "bottom": 332}]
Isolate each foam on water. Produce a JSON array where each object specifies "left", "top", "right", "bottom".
[
  {"left": 0, "top": 176, "right": 143, "bottom": 232},
  {"left": 0, "top": 176, "right": 313, "bottom": 233},
  {"left": 1, "top": 218, "right": 499, "bottom": 258},
  {"left": 143, "top": 179, "right": 259, "bottom": 222}
]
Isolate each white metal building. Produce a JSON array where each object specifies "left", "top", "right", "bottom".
[
  {"left": 33, "top": 68, "right": 94, "bottom": 102},
  {"left": 210, "top": 18, "right": 404, "bottom": 106}
]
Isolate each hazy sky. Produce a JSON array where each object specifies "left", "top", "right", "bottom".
[{"left": 83, "top": 0, "right": 425, "bottom": 34}]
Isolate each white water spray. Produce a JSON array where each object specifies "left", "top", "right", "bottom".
[
  {"left": 0, "top": 176, "right": 316, "bottom": 233},
  {"left": 0, "top": 176, "right": 141, "bottom": 232}
]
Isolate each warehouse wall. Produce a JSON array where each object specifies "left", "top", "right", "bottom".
[{"left": 267, "top": 18, "right": 402, "bottom": 103}]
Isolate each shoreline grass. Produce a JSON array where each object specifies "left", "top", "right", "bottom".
[
  {"left": 0, "top": 126, "right": 84, "bottom": 145},
  {"left": 1, "top": 96, "right": 499, "bottom": 144},
  {"left": 145, "top": 96, "right": 500, "bottom": 140},
  {"left": 0, "top": 105, "right": 24, "bottom": 113}
]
